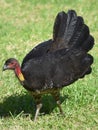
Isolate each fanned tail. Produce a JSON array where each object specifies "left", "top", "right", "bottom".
[
  {"left": 52, "top": 10, "right": 94, "bottom": 52},
  {"left": 52, "top": 10, "right": 94, "bottom": 77}
]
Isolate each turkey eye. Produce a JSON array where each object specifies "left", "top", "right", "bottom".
[{"left": 10, "top": 62, "right": 14, "bottom": 65}]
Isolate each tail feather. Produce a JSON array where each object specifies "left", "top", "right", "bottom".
[
  {"left": 52, "top": 10, "right": 94, "bottom": 52},
  {"left": 80, "top": 54, "right": 93, "bottom": 78},
  {"left": 53, "top": 11, "right": 67, "bottom": 41},
  {"left": 53, "top": 10, "right": 78, "bottom": 49},
  {"left": 68, "top": 16, "right": 85, "bottom": 47},
  {"left": 63, "top": 10, "right": 78, "bottom": 45},
  {"left": 80, "top": 67, "right": 92, "bottom": 78},
  {"left": 81, "top": 35, "right": 94, "bottom": 52},
  {"left": 72, "top": 25, "right": 89, "bottom": 48}
]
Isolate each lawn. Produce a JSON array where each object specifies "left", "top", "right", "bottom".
[{"left": 0, "top": 0, "right": 98, "bottom": 130}]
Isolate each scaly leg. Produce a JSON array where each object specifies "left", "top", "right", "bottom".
[
  {"left": 34, "top": 95, "right": 42, "bottom": 121},
  {"left": 34, "top": 103, "right": 42, "bottom": 121},
  {"left": 56, "top": 100, "right": 64, "bottom": 115},
  {"left": 52, "top": 89, "right": 64, "bottom": 115}
]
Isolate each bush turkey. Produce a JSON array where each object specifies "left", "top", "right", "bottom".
[{"left": 3, "top": 10, "right": 94, "bottom": 121}]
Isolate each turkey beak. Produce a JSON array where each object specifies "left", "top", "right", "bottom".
[{"left": 2, "top": 65, "right": 8, "bottom": 71}]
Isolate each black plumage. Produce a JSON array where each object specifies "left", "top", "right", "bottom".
[{"left": 3, "top": 10, "right": 94, "bottom": 121}]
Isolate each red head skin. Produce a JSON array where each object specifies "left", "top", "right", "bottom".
[{"left": 3, "top": 58, "right": 25, "bottom": 82}]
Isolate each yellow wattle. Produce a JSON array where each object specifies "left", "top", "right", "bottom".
[{"left": 18, "top": 73, "right": 25, "bottom": 81}]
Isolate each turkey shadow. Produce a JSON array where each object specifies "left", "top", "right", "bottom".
[{"left": 0, "top": 93, "right": 68, "bottom": 118}]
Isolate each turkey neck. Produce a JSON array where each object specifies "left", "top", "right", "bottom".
[{"left": 14, "top": 63, "right": 25, "bottom": 82}]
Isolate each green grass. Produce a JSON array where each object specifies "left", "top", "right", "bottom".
[{"left": 0, "top": 0, "right": 98, "bottom": 129}]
